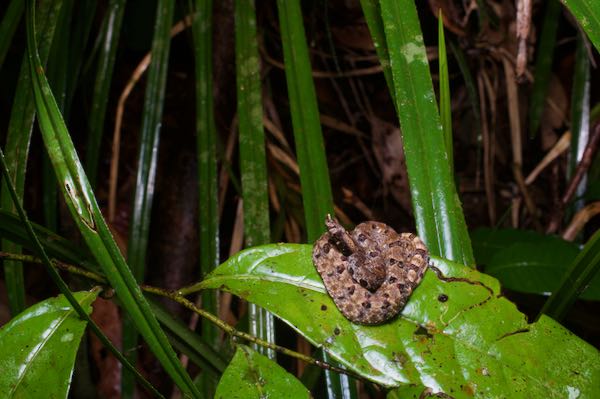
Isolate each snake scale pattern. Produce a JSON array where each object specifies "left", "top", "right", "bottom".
[{"left": 312, "top": 215, "right": 429, "bottom": 324}]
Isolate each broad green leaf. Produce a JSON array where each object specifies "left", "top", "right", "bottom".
[
  {"left": 472, "top": 228, "right": 600, "bottom": 300},
  {"left": 562, "top": 0, "right": 600, "bottom": 52},
  {"left": 215, "top": 345, "right": 310, "bottom": 399},
  {"left": 0, "top": 291, "right": 97, "bottom": 398},
  {"left": 197, "top": 244, "right": 600, "bottom": 396}
]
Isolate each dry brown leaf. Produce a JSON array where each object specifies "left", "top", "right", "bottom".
[{"left": 370, "top": 116, "right": 411, "bottom": 214}]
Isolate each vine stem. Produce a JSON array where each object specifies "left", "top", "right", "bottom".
[{"left": 0, "top": 251, "right": 365, "bottom": 382}]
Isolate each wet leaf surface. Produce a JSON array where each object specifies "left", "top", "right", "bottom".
[
  {"left": 472, "top": 228, "right": 600, "bottom": 300},
  {"left": 215, "top": 344, "right": 310, "bottom": 398},
  {"left": 199, "top": 244, "right": 600, "bottom": 397},
  {"left": 0, "top": 291, "right": 97, "bottom": 398}
]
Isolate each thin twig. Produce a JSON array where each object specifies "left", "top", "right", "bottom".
[
  {"left": 547, "top": 123, "right": 600, "bottom": 233},
  {"left": 0, "top": 251, "right": 366, "bottom": 382},
  {"left": 108, "top": 15, "right": 195, "bottom": 221}
]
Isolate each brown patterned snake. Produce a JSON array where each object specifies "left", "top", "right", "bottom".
[{"left": 312, "top": 215, "right": 429, "bottom": 324}]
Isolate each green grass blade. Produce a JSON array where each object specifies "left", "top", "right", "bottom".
[
  {"left": 235, "top": 0, "right": 275, "bottom": 359},
  {"left": 25, "top": 2, "right": 200, "bottom": 396},
  {"left": 0, "top": 0, "right": 25, "bottom": 69},
  {"left": 127, "top": 0, "right": 175, "bottom": 295},
  {"left": 568, "top": 33, "right": 590, "bottom": 183},
  {"left": 43, "top": 0, "right": 72, "bottom": 232},
  {"left": 123, "top": 0, "right": 178, "bottom": 395},
  {"left": 191, "top": 0, "right": 220, "bottom": 350},
  {"left": 1, "top": 0, "right": 62, "bottom": 317},
  {"left": 437, "top": 10, "right": 453, "bottom": 171},
  {"left": 562, "top": 0, "right": 600, "bottom": 52},
  {"left": 276, "top": 0, "right": 334, "bottom": 241},
  {"left": 359, "top": 0, "right": 395, "bottom": 105},
  {"left": 61, "top": 0, "right": 95, "bottom": 116},
  {"left": 540, "top": 229, "right": 600, "bottom": 321},
  {"left": 84, "top": 0, "right": 125, "bottom": 187},
  {"left": 528, "top": 0, "right": 560, "bottom": 138},
  {"left": 379, "top": 0, "right": 474, "bottom": 266},
  {"left": 276, "top": 1, "right": 354, "bottom": 397}
]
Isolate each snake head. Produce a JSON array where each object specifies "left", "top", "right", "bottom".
[{"left": 325, "top": 214, "right": 357, "bottom": 256}]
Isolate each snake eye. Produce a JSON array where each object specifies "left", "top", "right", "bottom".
[{"left": 359, "top": 279, "right": 368, "bottom": 288}]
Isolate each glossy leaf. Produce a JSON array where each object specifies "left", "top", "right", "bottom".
[
  {"left": 197, "top": 244, "right": 600, "bottom": 396},
  {"left": 472, "top": 228, "right": 600, "bottom": 300},
  {"left": 379, "top": 0, "right": 474, "bottom": 266},
  {"left": 0, "top": 291, "right": 97, "bottom": 398},
  {"left": 215, "top": 345, "right": 310, "bottom": 399},
  {"left": 562, "top": 0, "right": 600, "bottom": 52}
]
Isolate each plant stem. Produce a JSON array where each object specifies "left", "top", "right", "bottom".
[{"left": 0, "top": 251, "right": 365, "bottom": 382}]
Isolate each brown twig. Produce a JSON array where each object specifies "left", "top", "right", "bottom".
[
  {"left": 547, "top": 122, "right": 600, "bottom": 233},
  {"left": 0, "top": 251, "right": 366, "bottom": 383},
  {"left": 108, "top": 15, "right": 195, "bottom": 222},
  {"left": 516, "top": 0, "right": 532, "bottom": 79}
]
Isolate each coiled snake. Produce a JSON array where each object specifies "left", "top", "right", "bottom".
[{"left": 312, "top": 216, "right": 428, "bottom": 324}]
